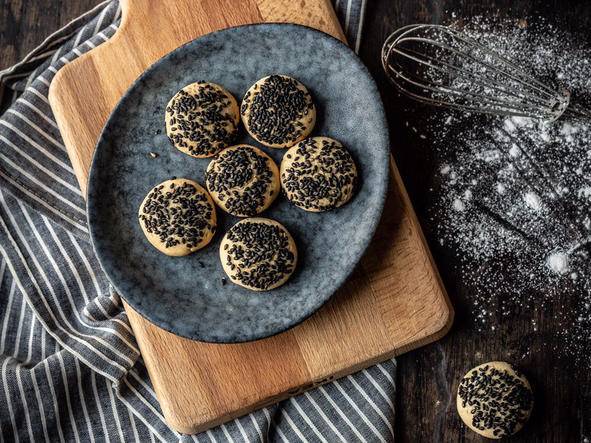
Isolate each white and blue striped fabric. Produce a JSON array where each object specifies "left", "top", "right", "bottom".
[{"left": 0, "top": 1, "right": 397, "bottom": 441}]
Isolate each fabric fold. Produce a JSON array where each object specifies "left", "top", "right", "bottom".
[{"left": 0, "top": 0, "right": 122, "bottom": 239}]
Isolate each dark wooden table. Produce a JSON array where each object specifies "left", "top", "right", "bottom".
[{"left": 2, "top": 0, "right": 590, "bottom": 441}]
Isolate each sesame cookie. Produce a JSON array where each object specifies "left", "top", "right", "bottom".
[
  {"left": 206, "top": 145, "right": 280, "bottom": 217},
  {"left": 280, "top": 137, "right": 358, "bottom": 212},
  {"left": 457, "top": 361, "right": 534, "bottom": 439},
  {"left": 220, "top": 218, "right": 297, "bottom": 291},
  {"left": 240, "top": 75, "right": 316, "bottom": 148},
  {"left": 138, "top": 178, "right": 216, "bottom": 256},
  {"left": 165, "top": 82, "right": 239, "bottom": 158}
]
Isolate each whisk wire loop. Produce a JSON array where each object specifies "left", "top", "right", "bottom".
[
  {"left": 381, "top": 24, "right": 576, "bottom": 121},
  {"left": 389, "top": 46, "right": 556, "bottom": 110}
]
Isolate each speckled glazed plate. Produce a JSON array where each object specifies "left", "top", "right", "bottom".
[{"left": 87, "top": 23, "right": 390, "bottom": 343}]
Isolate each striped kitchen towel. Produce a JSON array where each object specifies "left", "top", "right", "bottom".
[{"left": 0, "top": 0, "right": 397, "bottom": 441}]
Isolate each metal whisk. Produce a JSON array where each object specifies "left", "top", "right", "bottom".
[{"left": 381, "top": 24, "right": 590, "bottom": 121}]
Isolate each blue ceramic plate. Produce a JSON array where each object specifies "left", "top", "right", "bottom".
[{"left": 87, "top": 23, "right": 389, "bottom": 343}]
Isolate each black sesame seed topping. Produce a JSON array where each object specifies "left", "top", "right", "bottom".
[
  {"left": 166, "top": 82, "right": 237, "bottom": 157},
  {"left": 282, "top": 137, "right": 357, "bottom": 211},
  {"left": 206, "top": 146, "right": 278, "bottom": 217},
  {"left": 223, "top": 220, "right": 296, "bottom": 290},
  {"left": 458, "top": 364, "right": 533, "bottom": 438},
  {"left": 139, "top": 180, "right": 216, "bottom": 251},
  {"left": 243, "top": 75, "right": 314, "bottom": 146}
]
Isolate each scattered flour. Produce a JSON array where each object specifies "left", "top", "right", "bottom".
[
  {"left": 453, "top": 198, "right": 466, "bottom": 211},
  {"left": 504, "top": 118, "right": 517, "bottom": 133},
  {"left": 523, "top": 191, "right": 542, "bottom": 211},
  {"left": 509, "top": 144, "right": 521, "bottom": 157},
  {"left": 579, "top": 186, "right": 591, "bottom": 200},
  {"left": 406, "top": 17, "right": 591, "bottom": 365},
  {"left": 546, "top": 251, "right": 570, "bottom": 275}
]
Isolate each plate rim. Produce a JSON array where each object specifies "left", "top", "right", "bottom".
[{"left": 87, "top": 22, "right": 390, "bottom": 343}]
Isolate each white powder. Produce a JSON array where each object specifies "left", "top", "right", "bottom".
[
  {"left": 511, "top": 116, "right": 532, "bottom": 127},
  {"left": 509, "top": 144, "right": 521, "bottom": 157},
  {"left": 503, "top": 118, "right": 517, "bottom": 133},
  {"left": 546, "top": 251, "right": 570, "bottom": 275},
  {"left": 524, "top": 191, "right": 542, "bottom": 211},
  {"left": 452, "top": 198, "right": 465, "bottom": 211},
  {"left": 540, "top": 131, "right": 552, "bottom": 142},
  {"left": 578, "top": 186, "right": 591, "bottom": 200},
  {"left": 560, "top": 122, "right": 580, "bottom": 136},
  {"left": 415, "top": 16, "right": 591, "bottom": 365},
  {"left": 477, "top": 149, "right": 501, "bottom": 162}
]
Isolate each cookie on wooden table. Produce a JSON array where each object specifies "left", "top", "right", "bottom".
[
  {"left": 206, "top": 145, "right": 280, "bottom": 217},
  {"left": 280, "top": 136, "right": 357, "bottom": 212},
  {"left": 138, "top": 178, "right": 216, "bottom": 256},
  {"left": 457, "top": 361, "right": 534, "bottom": 439},
  {"left": 166, "top": 82, "right": 239, "bottom": 158},
  {"left": 219, "top": 218, "right": 297, "bottom": 291},
  {"left": 241, "top": 75, "right": 316, "bottom": 148}
]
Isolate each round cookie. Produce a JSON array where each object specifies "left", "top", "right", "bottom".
[
  {"left": 220, "top": 218, "right": 297, "bottom": 291},
  {"left": 206, "top": 145, "right": 280, "bottom": 217},
  {"left": 165, "top": 82, "right": 239, "bottom": 158},
  {"left": 138, "top": 178, "right": 217, "bottom": 256},
  {"left": 281, "top": 136, "right": 358, "bottom": 212},
  {"left": 241, "top": 75, "right": 316, "bottom": 148},
  {"left": 457, "top": 361, "right": 534, "bottom": 439}
]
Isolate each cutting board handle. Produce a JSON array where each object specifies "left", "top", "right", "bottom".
[
  {"left": 112, "top": 0, "right": 265, "bottom": 61},
  {"left": 114, "top": 0, "right": 345, "bottom": 55}
]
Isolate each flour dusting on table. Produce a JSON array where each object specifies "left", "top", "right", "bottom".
[{"left": 413, "top": 17, "right": 591, "bottom": 364}]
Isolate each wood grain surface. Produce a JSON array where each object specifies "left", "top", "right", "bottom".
[
  {"left": 6, "top": 0, "right": 590, "bottom": 441},
  {"left": 44, "top": 0, "right": 451, "bottom": 435}
]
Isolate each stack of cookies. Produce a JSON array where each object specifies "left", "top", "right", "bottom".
[{"left": 138, "top": 75, "right": 358, "bottom": 291}]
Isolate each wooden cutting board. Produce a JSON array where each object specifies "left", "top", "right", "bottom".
[{"left": 48, "top": 0, "right": 453, "bottom": 434}]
